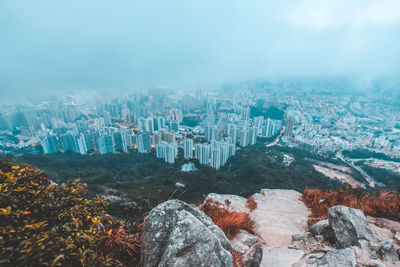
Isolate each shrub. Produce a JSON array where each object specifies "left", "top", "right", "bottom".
[
  {"left": 303, "top": 187, "right": 400, "bottom": 226},
  {"left": 245, "top": 197, "right": 258, "bottom": 212},
  {"left": 0, "top": 160, "right": 138, "bottom": 267},
  {"left": 200, "top": 199, "right": 254, "bottom": 240}
]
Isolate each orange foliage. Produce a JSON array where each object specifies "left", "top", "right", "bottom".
[
  {"left": 99, "top": 226, "right": 141, "bottom": 267},
  {"left": 200, "top": 199, "right": 255, "bottom": 240},
  {"left": 245, "top": 197, "right": 258, "bottom": 212},
  {"left": 303, "top": 188, "right": 400, "bottom": 226},
  {"left": 232, "top": 250, "right": 244, "bottom": 267}
]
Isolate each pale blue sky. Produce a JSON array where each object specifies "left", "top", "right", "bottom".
[{"left": 1, "top": 0, "right": 399, "bottom": 98}]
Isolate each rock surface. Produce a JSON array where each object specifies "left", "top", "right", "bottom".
[
  {"left": 141, "top": 199, "right": 233, "bottom": 267},
  {"left": 309, "top": 219, "right": 332, "bottom": 240},
  {"left": 317, "top": 248, "right": 356, "bottom": 267},
  {"left": 231, "top": 230, "right": 259, "bottom": 254},
  {"left": 205, "top": 189, "right": 310, "bottom": 267},
  {"left": 199, "top": 190, "right": 400, "bottom": 267},
  {"left": 242, "top": 243, "right": 263, "bottom": 267},
  {"left": 252, "top": 189, "right": 311, "bottom": 247},
  {"left": 328, "top": 205, "right": 375, "bottom": 248},
  {"left": 378, "top": 240, "right": 399, "bottom": 262},
  {"left": 262, "top": 247, "right": 304, "bottom": 267}
]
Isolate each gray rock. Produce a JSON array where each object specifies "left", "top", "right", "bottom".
[
  {"left": 317, "top": 248, "right": 356, "bottom": 267},
  {"left": 242, "top": 243, "right": 263, "bottom": 267},
  {"left": 314, "top": 235, "right": 325, "bottom": 242},
  {"left": 309, "top": 219, "right": 333, "bottom": 242},
  {"left": 292, "top": 232, "right": 313, "bottom": 242},
  {"left": 378, "top": 240, "right": 399, "bottom": 262},
  {"left": 358, "top": 239, "right": 379, "bottom": 260},
  {"left": 360, "top": 259, "right": 386, "bottom": 267},
  {"left": 231, "top": 230, "right": 259, "bottom": 254},
  {"left": 292, "top": 233, "right": 304, "bottom": 242},
  {"left": 328, "top": 206, "right": 375, "bottom": 248},
  {"left": 141, "top": 199, "right": 233, "bottom": 267},
  {"left": 262, "top": 247, "right": 304, "bottom": 267},
  {"left": 395, "top": 232, "right": 400, "bottom": 242},
  {"left": 308, "top": 220, "right": 333, "bottom": 245}
]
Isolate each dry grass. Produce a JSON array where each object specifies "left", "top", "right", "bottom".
[
  {"left": 245, "top": 197, "right": 258, "bottom": 212},
  {"left": 303, "top": 187, "right": 400, "bottom": 226},
  {"left": 200, "top": 199, "right": 255, "bottom": 240},
  {"left": 232, "top": 250, "right": 245, "bottom": 267},
  {"left": 98, "top": 226, "right": 141, "bottom": 267}
]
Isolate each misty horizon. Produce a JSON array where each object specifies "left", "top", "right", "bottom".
[{"left": 1, "top": 0, "right": 400, "bottom": 100}]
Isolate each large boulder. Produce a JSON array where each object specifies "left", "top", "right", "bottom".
[
  {"left": 141, "top": 199, "right": 233, "bottom": 267},
  {"left": 317, "top": 248, "right": 356, "bottom": 267},
  {"left": 328, "top": 206, "right": 375, "bottom": 248}
]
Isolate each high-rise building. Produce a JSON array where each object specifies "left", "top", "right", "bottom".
[
  {"left": 84, "top": 133, "right": 94, "bottom": 151},
  {"left": 194, "top": 144, "right": 211, "bottom": 165},
  {"left": 98, "top": 135, "right": 115, "bottom": 154},
  {"left": 41, "top": 135, "right": 61, "bottom": 154},
  {"left": 154, "top": 116, "right": 166, "bottom": 131},
  {"left": 113, "top": 131, "right": 129, "bottom": 152},
  {"left": 194, "top": 143, "right": 202, "bottom": 159},
  {"left": 239, "top": 127, "right": 249, "bottom": 147},
  {"left": 170, "top": 119, "right": 179, "bottom": 132},
  {"left": 183, "top": 138, "right": 193, "bottom": 158},
  {"left": 137, "top": 132, "right": 151, "bottom": 153},
  {"left": 77, "top": 133, "right": 88, "bottom": 155},
  {"left": 205, "top": 124, "right": 218, "bottom": 141},
  {"left": 254, "top": 116, "right": 264, "bottom": 135},
  {"left": 249, "top": 126, "right": 258, "bottom": 145},
  {"left": 285, "top": 118, "right": 294, "bottom": 138},
  {"left": 145, "top": 117, "right": 155, "bottom": 134},
  {"left": 156, "top": 141, "right": 177, "bottom": 164},
  {"left": 163, "top": 132, "right": 176, "bottom": 143},
  {"left": 228, "top": 124, "right": 238, "bottom": 144},
  {"left": 210, "top": 145, "right": 221, "bottom": 170},
  {"left": 59, "top": 133, "right": 79, "bottom": 153},
  {"left": 152, "top": 131, "right": 162, "bottom": 145},
  {"left": 263, "top": 118, "right": 272, "bottom": 137},
  {"left": 156, "top": 141, "right": 167, "bottom": 159}
]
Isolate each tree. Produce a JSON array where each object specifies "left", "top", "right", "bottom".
[{"left": 0, "top": 160, "right": 137, "bottom": 267}]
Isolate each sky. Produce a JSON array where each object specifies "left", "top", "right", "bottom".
[{"left": 1, "top": 0, "right": 400, "bottom": 98}]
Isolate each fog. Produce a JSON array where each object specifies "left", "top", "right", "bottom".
[{"left": 1, "top": 0, "right": 400, "bottom": 99}]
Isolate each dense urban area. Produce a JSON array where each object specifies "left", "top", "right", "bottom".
[{"left": 1, "top": 80, "right": 400, "bottom": 195}]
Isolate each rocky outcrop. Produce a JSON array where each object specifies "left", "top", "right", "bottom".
[
  {"left": 140, "top": 191, "right": 400, "bottom": 267},
  {"left": 141, "top": 199, "right": 233, "bottom": 267},
  {"left": 328, "top": 205, "right": 375, "bottom": 248},
  {"left": 205, "top": 189, "right": 309, "bottom": 267},
  {"left": 317, "top": 248, "right": 356, "bottom": 267}
]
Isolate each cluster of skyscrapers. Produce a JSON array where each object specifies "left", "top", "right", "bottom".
[
  {"left": 194, "top": 140, "right": 236, "bottom": 170},
  {"left": 0, "top": 90, "right": 286, "bottom": 170}
]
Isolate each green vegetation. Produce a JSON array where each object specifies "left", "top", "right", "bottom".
[
  {"left": 0, "top": 160, "right": 138, "bottom": 267},
  {"left": 343, "top": 149, "right": 400, "bottom": 163},
  {"left": 3, "top": 143, "right": 345, "bottom": 218},
  {"left": 249, "top": 105, "right": 284, "bottom": 120},
  {"left": 361, "top": 164, "right": 400, "bottom": 189},
  {"left": 182, "top": 115, "right": 202, "bottom": 127}
]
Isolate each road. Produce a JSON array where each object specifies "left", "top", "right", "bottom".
[{"left": 337, "top": 150, "right": 376, "bottom": 187}]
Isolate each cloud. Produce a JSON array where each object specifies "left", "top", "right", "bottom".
[
  {"left": 284, "top": 0, "right": 400, "bottom": 29},
  {"left": 0, "top": 0, "right": 399, "bottom": 99}
]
